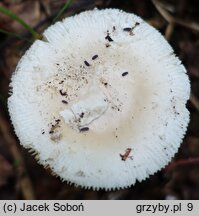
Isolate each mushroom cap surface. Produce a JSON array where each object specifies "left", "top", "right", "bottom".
[{"left": 8, "top": 9, "right": 190, "bottom": 190}]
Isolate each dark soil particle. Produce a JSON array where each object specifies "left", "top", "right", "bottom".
[
  {"left": 84, "top": 60, "right": 90, "bottom": 66},
  {"left": 92, "top": 55, "right": 98, "bottom": 60},
  {"left": 123, "top": 27, "right": 132, "bottom": 32},
  {"left": 80, "top": 112, "right": 84, "bottom": 118},
  {"left": 122, "top": 72, "right": 129, "bottom": 76},
  {"left": 79, "top": 127, "right": 89, "bottom": 132},
  {"left": 59, "top": 90, "right": 67, "bottom": 96},
  {"left": 61, "top": 100, "right": 68, "bottom": 104},
  {"left": 105, "top": 35, "right": 114, "bottom": 42}
]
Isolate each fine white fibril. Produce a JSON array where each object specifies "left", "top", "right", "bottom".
[{"left": 8, "top": 9, "right": 190, "bottom": 190}]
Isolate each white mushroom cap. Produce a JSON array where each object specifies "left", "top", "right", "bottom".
[{"left": 8, "top": 9, "right": 190, "bottom": 190}]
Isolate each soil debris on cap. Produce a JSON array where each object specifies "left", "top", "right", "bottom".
[
  {"left": 59, "top": 90, "right": 67, "bottom": 96},
  {"left": 122, "top": 72, "right": 128, "bottom": 76},
  {"left": 79, "top": 127, "right": 89, "bottom": 132},
  {"left": 84, "top": 60, "right": 90, "bottom": 66},
  {"left": 92, "top": 55, "right": 98, "bottom": 60},
  {"left": 120, "top": 148, "right": 132, "bottom": 161},
  {"left": 62, "top": 100, "right": 68, "bottom": 104}
]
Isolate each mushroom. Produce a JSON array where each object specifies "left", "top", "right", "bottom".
[{"left": 8, "top": 9, "right": 190, "bottom": 190}]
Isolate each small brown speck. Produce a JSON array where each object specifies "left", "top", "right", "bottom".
[
  {"left": 80, "top": 112, "right": 84, "bottom": 118},
  {"left": 105, "top": 35, "right": 114, "bottom": 42},
  {"left": 122, "top": 72, "right": 128, "bottom": 76},
  {"left": 113, "top": 26, "right": 116, "bottom": 31},
  {"left": 105, "top": 43, "right": 111, "bottom": 48},
  {"left": 79, "top": 127, "right": 89, "bottom": 132},
  {"left": 92, "top": 55, "right": 98, "bottom": 60},
  {"left": 59, "top": 90, "right": 67, "bottom": 96},
  {"left": 135, "top": 22, "right": 140, "bottom": 27},
  {"left": 123, "top": 27, "right": 132, "bottom": 32},
  {"left": 84, "top": 60, "right": 90, "bottom": 66},
  {"left": 120, "top": 148, "right": 132, "bottom": 161},
  {"left": 42, "top": 131, "right": 45, "bottom": 134},
  {"left": 62, "top": 100, "right": 68, "bottom": 104},
  {"left": 123, "top": 23, "right": 140, "bottom": 35}
]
